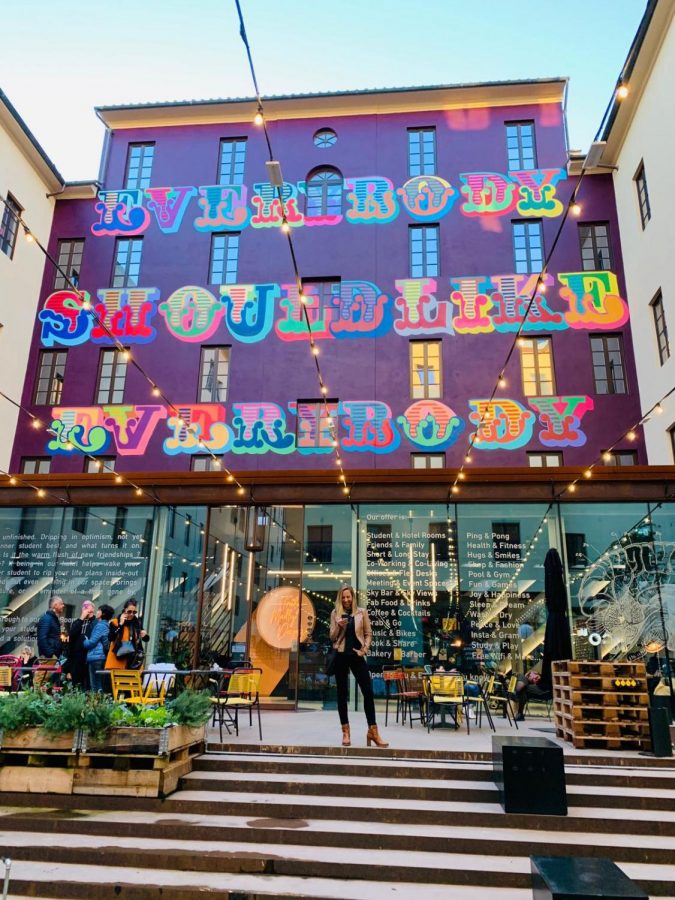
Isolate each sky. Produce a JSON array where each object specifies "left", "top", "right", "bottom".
[{"left": 2, "top": 0, "right": 647, "bottom": 181}]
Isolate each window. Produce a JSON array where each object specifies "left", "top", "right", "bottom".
[
  {"left": 34, "top": 350, "right": 67, "bottom": 405},
  {"left": 209, "top": 233, "right": 239, "bottom": 284},
  {"left": 191, "top": 455, "right": 223, "bottom": 472},
  {"left": 306, "top": 524, "right": 333, "bottom": 563},
  {"left": 492, "top": 522, "right": 521, "bottom": 562},
  {"left": 670, "top": 425, "right": 675, "bottom": 463},
  {"left": 84, "top": 456, "right": 116, "bottom": 473},
  {"left": 578, "top": 223, "right": 612, "bottom": 271},
  {"left": 651, "top": 291, "right": 670, "bottom": 365},
  {"left": 409, "top": 225, "right": 439, "bottom": 277},
  {"left": 313, "top": 128, "right": 337, "bottom": 148},
  {"left": 512, "top": 220, "right": 544, "bottom": 274},
  {"left": 565, "top": 533, "right": 587, "bottom": 569},
  {"left": 0, "top": 194, "right": 21, "bottom": 258},
  {"left": 21, "top": 457, "right": 51, "bottom": 474},
  {"left": 412, "top": 453, "right": 445, "bottom": 469},
  {"left": 305, "top": 167, "right": 343, "bottom": 217},
  {"left": 184, "top": 514, "right": 192, "bottom": 546},
  {"left": 410, "top": 341, "right": 442, "bottom": 399},
  {"left": 527, "top": 452, "right": 563, "bottom": 467},
  {"left": 519, "top": 337, "right": 555, "bottom": 396},
  {"left": 428, "top": 522, "right": 450, "bottom": 563},
  {"left": 54, "top": 239, "right": 85, "bottom": 289},
  {"left": 112, "top": 238, "right": 143, "bottom": 288},
  {"left": 218, "top": 138, "right": 247, "bottom": 185},
  {"left": 407, "top": 128, "right": 436, "bottom": 176},
  {"left": 112, "top": 507, "right": 128, "bottom": 546},
  {"left": 96, "top": 348, "right": 128, "bottom": 404},
  {"left": 590, "top": 334, "right": 627, "bottom": 394},
  {"left": 602, "top": 450, "right": 637, "bottom": 466},
  {"left": 199, "top": 346, "right": 230, "bottom": 402},
  {"left": 367, "top": 524, "right": 392, "bottom": 563},
  {"left": 634, "top": 161, "right": 651, "bottom": 228},
  {"left": 124, "top": 143, "right": 154, "bottom": 190},
  {"left": 505, "top": 121, "right": 537, "bottom": 170},
  {"left": 72, "top": 507, "right": 89, "bottom": 535},
  {"left": 302, "top": 278, "right": 340, "bottom": 314}
]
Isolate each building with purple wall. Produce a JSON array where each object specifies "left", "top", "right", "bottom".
[{"left": 11, "top": 79, "right": 644, "bottom": 476}]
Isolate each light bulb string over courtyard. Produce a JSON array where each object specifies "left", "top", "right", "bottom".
[
  {"left": 0, "top": 196, "right": 248, "bottom": 499},
  {"left": 235, "top": 0, "right": 350, "bottom": 496}
]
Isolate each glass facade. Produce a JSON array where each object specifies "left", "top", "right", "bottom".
[{"left": 0, "top": 499, "right": 672, "bottom": 702}]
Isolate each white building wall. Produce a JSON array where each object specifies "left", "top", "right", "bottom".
[
  {"left": 612, "top": 13, "right": 675, "bottom": 463},
  {"left": 0, "top": 109, "right": 57, "bottom": 472}
]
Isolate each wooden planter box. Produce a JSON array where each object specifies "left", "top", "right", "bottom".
[{"left": 0, "top": 724, "right": 205, "bottom": 797}]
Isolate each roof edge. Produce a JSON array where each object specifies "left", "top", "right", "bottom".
[{"left": 0, "top": 88, "right": 64, "bottom": 190}]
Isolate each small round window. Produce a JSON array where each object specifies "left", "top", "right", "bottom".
[{"left": 313, "top": 128, "right": 337, "bottom": 149}]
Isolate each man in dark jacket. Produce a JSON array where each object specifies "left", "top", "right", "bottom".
[{"left": 35, "top": 596, "right": 65, "bottom": 688}]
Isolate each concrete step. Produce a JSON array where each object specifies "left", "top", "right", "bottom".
[{"left": 1, "top": 830, "right": 674, "bottom": 896}]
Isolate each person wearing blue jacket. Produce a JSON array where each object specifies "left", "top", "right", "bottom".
[{"left": 83, "top": 604, "right": 114, "bottom": 691}]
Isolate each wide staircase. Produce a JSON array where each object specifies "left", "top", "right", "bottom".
[{"left": 0, "top": 748, "right": 674, "bottom": 899}]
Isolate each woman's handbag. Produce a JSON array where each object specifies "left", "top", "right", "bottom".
[
  {"left": 115, "top": 640, "right": 136, "bottom": 659},
  {"left": 325, "top": 647, "right": 338, "bottom": 677}
]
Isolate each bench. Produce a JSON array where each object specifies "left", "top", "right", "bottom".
[
  {"left": 493, "top": 735, "right": 567, "bottom": 815},
  {"left": 531, "top": 856, "right": 648, "bottom": 899}
]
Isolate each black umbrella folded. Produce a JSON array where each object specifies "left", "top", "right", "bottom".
[{"left": 541, "top": 547, "right": 573, "bottom": 690}]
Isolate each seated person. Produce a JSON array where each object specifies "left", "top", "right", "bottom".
[{"left": 514, "top": 669, "right": 550, "bottom": 721}]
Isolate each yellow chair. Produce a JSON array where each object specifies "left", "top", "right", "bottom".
[
  {"left": 111, "top": 670, "right": 167, "bottom": 706},
  {"left": 464, "top": 676, "right": 496, "bottom": 732},
  {"left": 210, "top": 667, "right": 262, "bottom": 741},
  {"left": 0, "top": 667, "right": 14, "bottom": 691},
  {"left": 486, "top": 675, "right": 519, "bottom": 728},
  {"left": 424, "top": 674, "right": 467, "bottom": 733}
]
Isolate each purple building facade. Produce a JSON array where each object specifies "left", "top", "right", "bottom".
[{"left": 12, "top": 80, "right": 644, "bottom": 475}]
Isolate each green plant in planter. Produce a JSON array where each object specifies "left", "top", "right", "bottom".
[
  {"left": 166, "top": 690, "right": 212, "bottom": 728},
  {"left": 40, "top": 691, "right": 87, "bottom": 735},
  {"left": 133, "top": 706, "right": 171, "bottom": 728},
  {"left": 81, "top": 693, "right": 116, "bottom": 740},
  {"left": 0, "top": 690, "right": 50, "bottom": 733}
]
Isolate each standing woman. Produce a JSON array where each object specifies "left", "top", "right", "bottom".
[
  {"left": 329, "top": 585, "right": 388, "bottom": 748},
  {"left": 105, "top": 599, "right": 149, "bottom": 672}
]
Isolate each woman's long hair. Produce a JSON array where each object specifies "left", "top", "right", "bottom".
[{"left": 334, "top": 584, "right": 360, "bottom": 619}]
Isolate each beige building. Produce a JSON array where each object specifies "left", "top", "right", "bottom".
[
  {"left": 597, "top": 0, "right": 675, "bottom": 463},
  {"left": 0, "top": 89, "right": 63, "bottom": 472}
]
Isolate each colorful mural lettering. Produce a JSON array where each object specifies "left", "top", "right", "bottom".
[
  {"left": 89, "top": 168, "right": 567, "bottom": 237},
  {"left": 38, "top": 271, "right": 629, "bottom": 348},
  {"left": 47, "top": 395, "right": 592, "bottom": 458}
]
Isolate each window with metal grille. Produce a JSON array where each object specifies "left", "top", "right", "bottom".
[
  {"left": 0, "top": 194, "right": 21, "bottom": 258},
  {"left": 651, "top": 290, "right": 670, "bottom": 365},
  {"left": 590, "top": 334, "right": 627, "bottom": 394},
  {"left": 313, "top": 128, "right": 337, "bottom": 148},
  {"left": 634, "top": 161, "right": 651, "bottom": 229},
  {"left": 409, "top": 225, "right": 439, "bottom": 277},
  {"left": 96, "top": 348, "right": 128, "bottom": 404},
  {"left": 512, "top": 220, "right": 544, "bottom": 274},
  {"left": 527, "top": 452, "right": 563, "bottom": 467},
  {"left": 218, "top": 138, "right": 247, "bottom": 185},
  {"left": 411, "top": 453, "right": 445, "bottom": 469},
  {"left": 505, "top": 121, "right": 537, "bottom": 170},
  {"left": 410, "top": 341, "right": 442, "bottom": 399},
  {"left": 578, "top": 223, "right": 612, "bottom": 270},
  {"left": 124, "top": 143, "right": 155, "bottom": 190},
  {"left": 306, "top": 524, "right": 333, "bottom": 563},
  {"left": 191, "top": 455, "right": 223, "bottom": 472},
  {"left": 519, "top": 337, "right": 555, "bottom": 396},
  {"left": 407, "top": 128, "right": 436, "bottom": 176},
  {"left": 209, "top": 233, "right": 239, "bottom": 284},
  {"left": 53, "top": 239, "right": 85, "bottom": 289},
  {"left": 34, "top": 350, "right": 67, "bottom": 405},
  {"left": 112, "top": 238, "right": 143, "bottom": 288},
  {"left": 305, "top": 168, "right": 343, "bottom": 217},
  {"left": 602, "top": 450, "right": 637, "bottom": 465},
  {"left": 84, "top": 456, "right": 116, "bottom": 473},
  {"left": 199, "top": 346, "right": 230, "bottom": 402},
  {"left": 21, "top": 457, "right": 51, "bottom": 474}
]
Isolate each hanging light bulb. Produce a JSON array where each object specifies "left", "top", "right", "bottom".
[
  {"left": 311, "top": 345, "right": 320, "bottom": 356},
  {"left": 237, "top": 486, "right": 245, "bottom": 495},
  {"left": 24, "top": 227, "right": 34, "bottom": 243},
  {"left": 280, "top": 220, "right": 290, "bottom": 234},
  {"left": 8, "top": 476, "right": 17, "bottom": 485},
  {"left": 226, "top": 473, "right": 234, "bottom": 483},
  {"left": 36, "top": 488, "right": 46, "bottom": 498},
  {"left": 655, "top": 403, "right": 664, "bottom": 415},
  {"left": 570, "top": 200, "right": 581, "bottom": 216},
  {"left": 602, "top": 451, "right": 612, "bottom": 462},
  {"left": 616, "top": 84, "right": 629, "bottom": 99},
  {"left": 135, "top": 487, "right": 143, "bottom": 496},
  {"left": 584, "top": 469, "right": 592, "bottom": 479},
  {"left": 465, "top": 454, "right": 472, "bottom": 463},
  {"left": 342, "top": 486, "right": 349, "bottom": 495},
  {"left": 451, "top": 485, "right": 459, "bottom": 494},
  {"left": 627, "top": 429, "right": 637, "bottom": 441},
  {"left": 152, "top": 386, "right": 161, "bottom": 397},
  {"left": 253, "top": 110, "right": 264, "bottom": 126},
  {"left": 568, "top": 483, "right": 576, "bottom": 493},
  {"left": 31, "top": 418, "right": 41, "bottom": 429},
  {"left": 498, "top": 375, "right": 507, "bottom": 388},
  {"left": 458, "top": 472, "right": 466, "bottom": 480},
  {"left": 320, "top": 385, "right": 328, "bottom": 395},
  {"left": 115, "top": 475, "right": 122, "bottom": 484}
]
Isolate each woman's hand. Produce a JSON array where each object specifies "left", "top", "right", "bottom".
[
  {"left": 355, "top": 648, "right": 367, "bottom": 657},
  {"left": 140, "top": 629, "right": 147, "bottom": 639}
]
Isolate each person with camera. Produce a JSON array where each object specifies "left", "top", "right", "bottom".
[
  {"left": 105, "top": 599, "right": 149, "bottom": 672},
  {"left": 329, "top": 585, "right": 388, "bottom": 749}
]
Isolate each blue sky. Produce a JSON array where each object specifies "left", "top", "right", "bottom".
[{"left": 2, "top": 0, "right": 646, "bottom": 180}]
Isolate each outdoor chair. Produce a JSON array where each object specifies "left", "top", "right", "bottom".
[
  {"left": 0, "top": 666, "right": 14, "bottom": 692},
  {"left": 111, "top": 670, "right": 168, "bottom": 706},
  {"left": 400, "top": 668, "right": 427, "bottom": 728},
  {"left": 382, "top": 667, "right": 406, "bottom": 726},
  {"left": 424, "top": 673, "right": 468, "bottom": 733},
  {"left": 486, "top": 675, "right": 518, "bottom": 728},
  {"left": 464, "top": 675, "right": 496, "bottom": 732},
  {"left": 210, "top": 667, "right": 262, "bottom": 742}
]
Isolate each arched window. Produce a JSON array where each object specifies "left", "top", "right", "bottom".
[{"left": 305, "top": 167, "right": 343, "bottom": 217}]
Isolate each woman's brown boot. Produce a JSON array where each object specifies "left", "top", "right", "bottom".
[
  {"left": 341, "top": 724, "right": 351, "bottom": 747},
  {"left": 366, "top": 725, "right": 388, "bottom": 748}
]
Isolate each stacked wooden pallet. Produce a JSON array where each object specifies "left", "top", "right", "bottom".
[{"left": 553, "top": 659, "right": 650, "bottom": 750}]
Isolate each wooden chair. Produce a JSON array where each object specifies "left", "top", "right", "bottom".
[
  {"left": 111, "top": 670, "right": 167, "bottom": 706},
  {"left": 400, "top": 668, "right": 427, "bottom": 727},
  {"left": 382, "top": 667, "right": 405, "bottom": 726},
  {"left": 210, "top": 667, "right": 262, "bottom": 741},
  {"left": 424, "top": 673, "right": 468, "bottom": 733}
]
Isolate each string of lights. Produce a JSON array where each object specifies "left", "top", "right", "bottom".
[{"left": 234, "top": 0, "right": 349, "bottom": 495}]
